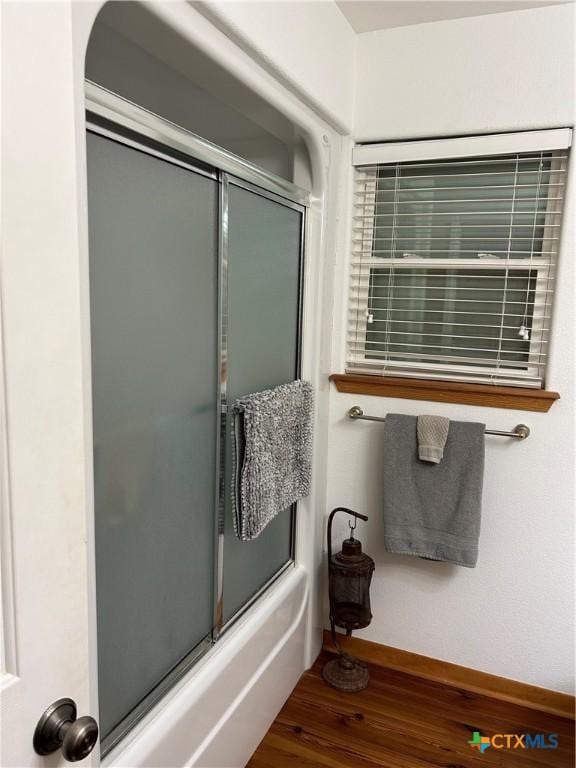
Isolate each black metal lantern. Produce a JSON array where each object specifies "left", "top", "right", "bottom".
[{"left": 323, "top": 507, "right": 375, "bottom": 692}]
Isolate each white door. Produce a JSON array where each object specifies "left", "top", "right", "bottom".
[{"left": 1, "top": 3, "right": 97, "bottom": 766}]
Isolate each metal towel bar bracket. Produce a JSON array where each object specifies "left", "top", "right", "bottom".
[{"left": 347, "top": 406, "right": 530, "bottom": 440}]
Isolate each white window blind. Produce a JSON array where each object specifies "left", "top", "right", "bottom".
[{"left": 348, "top": 131, "right": 571, "bottom": 387}]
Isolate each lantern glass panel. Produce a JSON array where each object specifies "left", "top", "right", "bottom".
[{"left": 330, "top": 549, "right": 374, "bottom": 631}]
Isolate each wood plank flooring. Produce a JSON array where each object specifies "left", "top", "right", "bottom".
[{"left": 247, "top": 651, "right": 575, "bottom": 768}]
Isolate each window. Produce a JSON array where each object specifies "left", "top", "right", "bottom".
[{"left": 348, "top": 130, "right": 571, "bottom": 388}]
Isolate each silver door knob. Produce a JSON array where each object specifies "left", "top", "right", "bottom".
[{"left": 33, "top": 698, "right": 98, "bottom": 762}]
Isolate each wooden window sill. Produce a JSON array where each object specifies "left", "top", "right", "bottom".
[{"left": 330, "top": 374, "right": 560, "bottom": 412}]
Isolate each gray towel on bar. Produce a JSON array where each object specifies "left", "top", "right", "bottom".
[
  {"left": 417, "top": 415, "right": 450, "bottom": 464},
  {"left": 231, "top": 380, "right": 313, "bottom": 541},
  {"left": 383, "top": 414, "right": 485, "bottom": 567}
]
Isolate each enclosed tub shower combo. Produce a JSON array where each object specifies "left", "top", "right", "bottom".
[{"left": 85, "top": 82, "right": 308, "bottom": 758}]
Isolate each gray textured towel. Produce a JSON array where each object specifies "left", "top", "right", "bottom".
[
  {"left": 383, "top": 414, "right": 485, "bottom": 567},
  {"left": 231, "top": 380, "right": 313, "bottom": 541},
  {"left": 417, "top": 415, "right": 450, "bottom": 463}
]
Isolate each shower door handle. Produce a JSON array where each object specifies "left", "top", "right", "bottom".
[{"left": 33, "top": 698, "right": 98, "bottom": 762}]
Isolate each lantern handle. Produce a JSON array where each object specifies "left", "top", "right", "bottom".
[
  {"left": 327, "top": 507, "right": 369, "bottom": 563},
  {"left": 327, "top": 507, "right": 369, "bottom": 651}
]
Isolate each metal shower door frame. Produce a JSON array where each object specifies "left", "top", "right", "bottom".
[
  {"left": 85, "top": 81, "right": 309, "bottom": 753},
  {"left": 214, "top": 174, "right": 307, "bottom": 640}
]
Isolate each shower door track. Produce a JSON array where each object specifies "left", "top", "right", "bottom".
[
  {"left": 85, "top": 81, "right": 309, "bottom": 756},
  {"left": 85, "top": 80, "right": 310, "bottom": 206}
]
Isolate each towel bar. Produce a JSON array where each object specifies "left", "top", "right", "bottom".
[{"left": 347, "top": 406, "right": 530, "bottom": 440}]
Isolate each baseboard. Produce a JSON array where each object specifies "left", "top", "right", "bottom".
[{"left": 323, "top": 630, "right": 575, "bottom": 720}]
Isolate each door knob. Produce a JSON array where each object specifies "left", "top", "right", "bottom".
[{"left": 33, "top": 698, "right": 98, "bottom": 762}]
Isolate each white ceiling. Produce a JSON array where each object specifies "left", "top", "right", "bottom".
[{"left": 336, "top": 0, "right": 573, "bottom": 32}]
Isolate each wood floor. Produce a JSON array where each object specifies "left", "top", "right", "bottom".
[{"left": 247, "top": 650, "right": 575, "bottom": 768}]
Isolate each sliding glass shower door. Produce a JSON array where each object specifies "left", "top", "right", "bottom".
[
  {"left": 87, "top": 132, "right": 219, "bottom": 746},
  {"left": 86, "top": 86, "right": 307, "bottom": 754},
  {"left": 222, "top": 180, "right": 304, "bottom": 623}
]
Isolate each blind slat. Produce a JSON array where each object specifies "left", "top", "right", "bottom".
[
  {"left": 350, "top": 271, "right": 553, "bottom": 279},
  {"left": 350, "top": 340, "right": 546, "bottom": 355},
  {"left": 353, "top": 248, "right": 556, "bottom": 258},
  {"left": 356, "top": 181, "right": 565, "bottom": 195},
  {"left": 346, "top": 364, "right": 543, "bottom": 387},
  {"left": 349, "top": 329, "right": 548, "bottom": 341},
  {"left": 356, "top": 169, "right": 566, "bottom": 182},
  {"left": 351, "top": 350, "right": 544, "bottom": 368},
  {"left": 354, "top": 198, "right": 562, "bottom": 208},
  {"left": 348, "top": 306, "right": 552, "bottom": 318},
  {"left": 348, "top": 321, "right": 551, "bottom": 331}
]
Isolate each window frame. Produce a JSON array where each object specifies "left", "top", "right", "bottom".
[{"left": 346, "top": 130, "right": 571, "bottom": 389}]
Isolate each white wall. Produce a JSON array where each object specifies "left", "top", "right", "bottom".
[
  {"left": 355, "top": 4, "right": 575, "bottom": 141},
  {"left": 326, "top": 4, "right": 575, "bottom": 693},
  {"left": 196, "top": 0, "right": 357, "bottom": 134}
]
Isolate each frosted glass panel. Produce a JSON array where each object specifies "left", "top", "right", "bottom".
[
  {"left": 223, "top": 183, "right": 303, "bottom": 622},
  {"left": 87, "top": 132, "right": 218, "bottom": 740}
]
